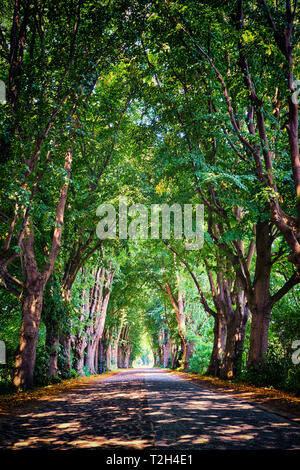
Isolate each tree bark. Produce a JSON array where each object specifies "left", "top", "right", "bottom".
[
  {"left": 247, "top": 221, "right": 272, "bottom": 366},
  {"left": 85, "top": 340, "right": 99, "bottom": 374},
  {"left": 83, "top": 264, "right": 114, "bottom": 374},
  {"left": 171, "top": 341, "right": 180, "bottom": 369},
  {"left": 153, "top": 351, "right": 160, "bottom": 367},
  {"left": 220, "top": 291, "right": 249, "bottom": 379},
  {"left": 163, "top": 330, "right": 172, "bottom": 368},
  {"left": 206, "top": 313, "right": 227, "bottom": 377},
  {"left": 13, "top": 288, "right": 43, "bottom": 389},
  {"left": 185, "top": 341, "right": 195, "bottom": 370},
  {"left": 59, "top": 332, "right": 72, "bottom": 376},
  {"left": 248, "top": 305, "right": 271, "bottom": 366},
  {"left": 106, "top": 342, "right": 112, "bottom": 370},
  {"left": 117, "top": 324, "right": 130, "bottom": 369},
  {"left": 72, "top": 336, "right": 86, "bottom": 376}
]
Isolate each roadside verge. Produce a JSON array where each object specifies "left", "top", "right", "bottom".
[{"left": 0, "top": 370, "right": 120, "bottom": 415}]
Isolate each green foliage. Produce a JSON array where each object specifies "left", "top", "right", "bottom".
[
  {"left": 240, "top": 341, "right": 300, "bottom": 395},
  {"left": 0, "top": 0, "right": 299, "bottom": 397},
  {"left": 83, "top": 365, "right": 92, "bottom": 377},
  {"left": 0, "top": 294, "right": 21, "bottom": 393},
  {"left": 33, "top": 346, "right": 52, "bottom": 387},
  {"left": 188, "top": 340, "right": 212, "bottom": 375},
  {"left": 70, "top": 369, "right": 79, "bottom": 379}
]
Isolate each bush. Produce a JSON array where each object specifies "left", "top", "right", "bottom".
[
  {"left": 34, "top": 345, "right": 51, "bottom": 387},
  {"left": 188, "top": 341, "right": 212, "bottom": 375},
  {"left": 286, "top": 367, "right": 300, "bottom": 396},
  {"left": 0, "top": 345, "right": 16, "bottom": 394},
  {"left": 83, "top": 365, "right": 91, "bottom": 376},
  {"left": 70, "top": 368, "right": 78, "bottom": 378},
  {"left": 239, "top": 341, "right": 300, "bottom": 394},
  {"left": 0, "top": 367, "right": 14, "bottom": 394},
  {"left": 49, "top": 375, "right": 61, "bottom": 384}
]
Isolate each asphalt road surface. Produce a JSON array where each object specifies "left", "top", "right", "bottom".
[{"left": 0, "top": 368, "right": 299, "bottom": 450}]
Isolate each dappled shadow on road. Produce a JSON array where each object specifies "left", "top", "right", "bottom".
[
  {"left": 142, "top": 368, "right": 300, "bottom": 450},
  {"left": 0, "top": 368, "right": 299, "bottom": 450},
  {"left": 0, "top": 372, "right": 153, "bottom": 450}
]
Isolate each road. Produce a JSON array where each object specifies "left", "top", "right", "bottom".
[{"left": 0, "top": 368, "right": 299, "bottom": 450}]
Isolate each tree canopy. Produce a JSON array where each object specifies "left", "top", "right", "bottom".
[{"left": 0, "top": 0, "right": 299, "bottom": 394}]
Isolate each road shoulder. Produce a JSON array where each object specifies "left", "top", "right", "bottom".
[{"left": 0, "top": 370, "right": 120, "bottom": 416}]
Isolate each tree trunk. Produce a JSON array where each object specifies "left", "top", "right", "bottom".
[
  {"left": 59, "top": 284, "right": 72, "bottom": 377},
  {"left": 117, "top": 346, "right": 124, "bottom": 368},
  {"left": 163, "top": 338, "right": 171, "bottom": 368},
  {"left": 99, "top": 338, "right": 104, "bottom": 373},
  {"left": 86, "top": 337, "right": 101, "bottom": 374},
  {"left": 72, "top": 337, "right": 86, "bottom": 376},
  {"left": 94, "top": 338, "right": 99, "bottom": 373},
  {"left": 206, "top": 314, "right": 227, "bottom": 377},
  {"left": 153, "top": 351, "right": 160, "bottom": 367},
  {"left": 179, "top": 337, "right": 187, "bottom": 370},
  {"left": 111, "top": 341, "right": 118, "bottom": 368},
  {"left": 171, "top": 341, "right": 180, "bottom": 368},
  {"left": 118, "top": 324, "right": 130, "bottom": 369},
  {"left": 220, "top": 300, "right": 249, "bottom": 379},
  {"left": 106, "top": 343, "right": 111, "bottom": 370},
  {"left": 124, "top": 346, "right": 131, "bottom": 368},
  {"left": 184, "top": 341, "right": 195, "bottom": 370},
  {"left": 46, "top": 328, "right": 59, "bottom": 378},
  {"left": 104, "top": 330, "right": 113, "bottom": 370},
  {"left": 83, "top": 264, "right": 114, "bottom": 374},
  {"left": 247, "top": 221, "right": 272, "bottom": 366},
  {"left": 85, "top": 341, "right": 96, "bottom": 374},
  {"left": 248, "top": 305, "right": 271, "bottom": 366},
  {"left": 59, "top": 332, "right": 72, "bottom": 377},
  {"left": 13, "top": 288, "right": 43, "bottom": 389}
]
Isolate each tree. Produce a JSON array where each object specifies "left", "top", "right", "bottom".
[{"left": 0, "top": 0, "right": 132, "bottom": 389}]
